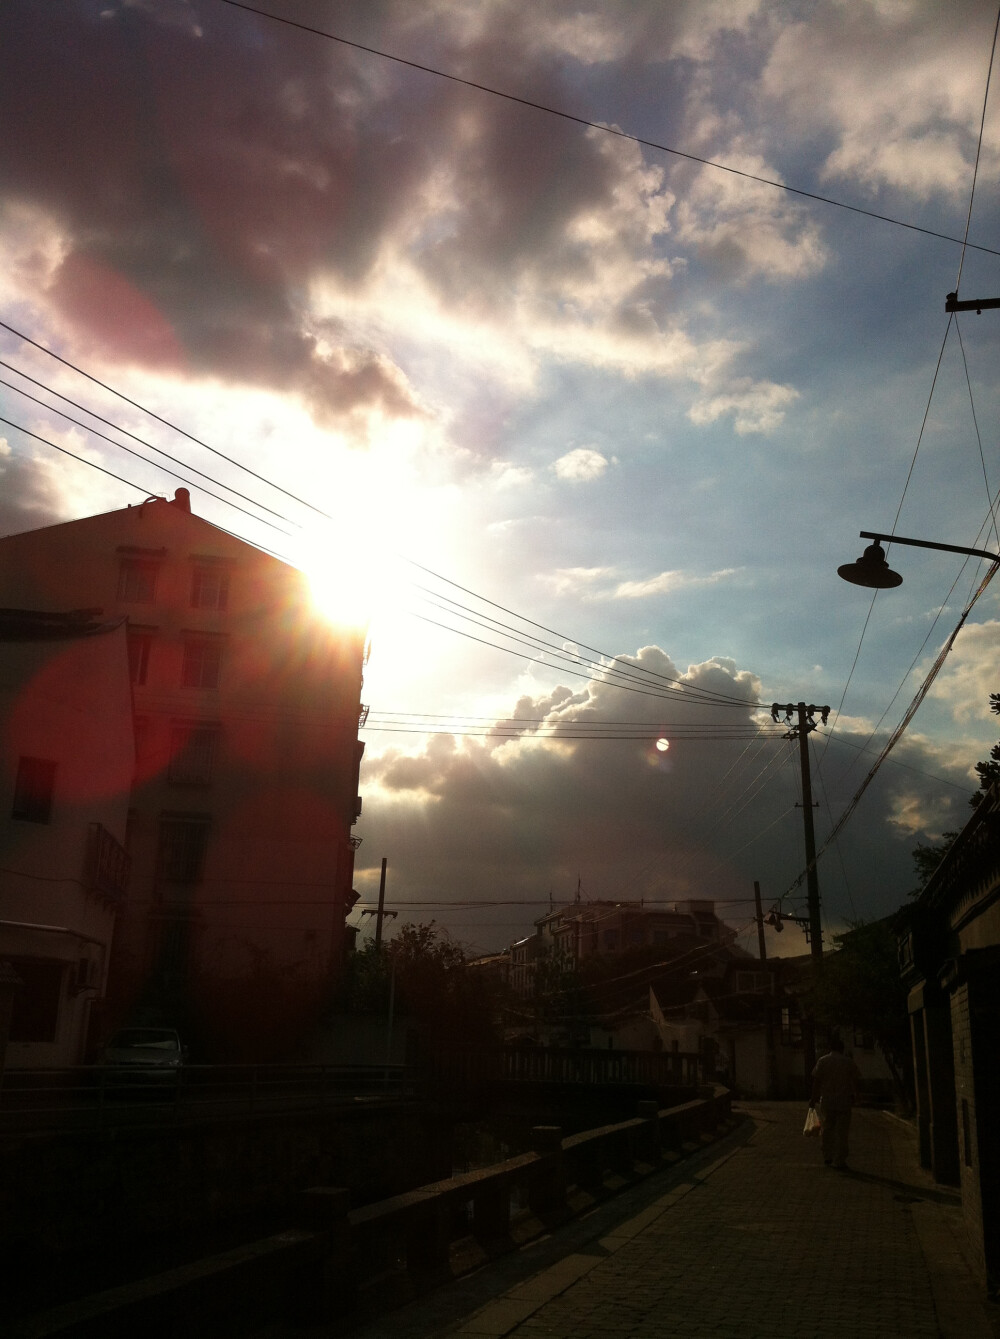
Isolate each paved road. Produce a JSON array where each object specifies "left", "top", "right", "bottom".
[{"left": 329, "top": 1102, "right": 999, "bottom": 1339}]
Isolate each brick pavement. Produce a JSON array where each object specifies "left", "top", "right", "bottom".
[
  {"left": 350, "top": 1103, "right": 996, "bottom": 1339},
  {"left": 262, "top": 1103, "right": 998, "bottom": 1339}
]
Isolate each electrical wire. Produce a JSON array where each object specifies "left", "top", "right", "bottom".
[
  {"left": 216, "top": 0, "right": 1000, "bottom": 260},
  {"left": 782, "top": 561, "right": 999, "bottom": 901},
  {"left": 0, "top": 318, "right": 331, "bottom": 519},
  {"left": 953, "top": 2, "right": 1000, "bottom": 295},
  {"left": 0, "top": 377, "right": 295, "bottom": 535},
  {"left": 0, "top": 357, "right": 294, "bottom": 526}
]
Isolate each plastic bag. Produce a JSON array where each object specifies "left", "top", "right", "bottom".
[{"left": 803, "top": 1107, "right": 821, "bottom": 1137}]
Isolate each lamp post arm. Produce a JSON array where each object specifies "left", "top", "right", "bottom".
[{"left": 860, "top": 531, "right": 1000, "bottom": 565}]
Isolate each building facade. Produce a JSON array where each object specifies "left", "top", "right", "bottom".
[
  {"left": 0, "top": 491, "right": 366, "bottom": 1058},
  {"left": 897, "top": 781, "right": 1000, "bottom": 1295},
  {"left": 0, "top": 609, "right": 133, "bottom": 1067}
]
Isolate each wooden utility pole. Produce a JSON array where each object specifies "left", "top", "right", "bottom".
[
  {"left": 360, "top": 856, "right": 397, "bottom": 948},
  {"left": 770, "top": 702, "right": 829, "bottom": 962},
  {"left": 754, "top": 880, "right": 767, "bottom": 962},
  {"left": 374, "top": 858, "right": 388, "bottom": 950}
]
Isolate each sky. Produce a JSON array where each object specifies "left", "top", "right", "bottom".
[{"left": 2, "top": 0, "right": 1000, "bottom": 959}]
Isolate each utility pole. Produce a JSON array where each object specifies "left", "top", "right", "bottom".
[
  {"left": 360, "top": 856, "right": 397, "bottom": 949},
  {"left": 753, "top": 880, "right": 767, "bottom": 962},
  {"left": 945, "top": 291, "right": 1000, "bottom": 314},
  {"left": 771, "top": 702, "right": 829, "bottom": 962},
  {"left": 754, "top": 880, "right": 780, "bottom": 1099}
]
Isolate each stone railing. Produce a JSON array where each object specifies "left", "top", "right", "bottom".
[{"left": 14, "top": 1087, "right": 735, "bottom": 1338}]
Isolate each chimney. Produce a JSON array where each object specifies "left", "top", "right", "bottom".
[{"left": 171, "top": 488, "right": 191, "bottom": 513}]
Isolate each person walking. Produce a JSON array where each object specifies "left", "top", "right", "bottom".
[{"left": 809, "top": 1035, "right": 861, "bottom": 1170}]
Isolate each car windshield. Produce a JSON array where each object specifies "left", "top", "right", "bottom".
[{"left": 109, "top": 1030, "right": 179, "bottom": 1050}]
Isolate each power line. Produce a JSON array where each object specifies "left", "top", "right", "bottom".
[
  {"left": 0, "top": 317, "right": 331, "bottom": 518},
  {"left": 216, "top": 0, "right": 1000, "bottom": 260},
  {"left": 0, "top": 356, "right": 294, "bottom": 526},
  {"left": 0, "top": 374, "right": 295, "bottom": 535}
]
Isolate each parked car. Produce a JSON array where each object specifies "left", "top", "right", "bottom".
[{"left": 99, "top": 1028, "right": 187, "bottom": 1088}]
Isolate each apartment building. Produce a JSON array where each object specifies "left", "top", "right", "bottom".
[
  {"left": 0, "top": 609, "right": 133, "bottom": 1066},
  {"left": 0, "top": 490, "right": 366, "bottom": 1057}
]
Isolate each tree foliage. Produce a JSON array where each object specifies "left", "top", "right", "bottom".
[
  {"left": 805, "top": 919, "right": 911, "bottom": 1102},
  {"left": 338, "top": 921, "right": 500, "bottom": 1045},
  {"left": 971, "top": 691, "right": 1000, "bottom": 803}
]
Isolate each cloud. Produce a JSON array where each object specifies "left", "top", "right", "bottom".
[
  {"left": 542, "top": 565, "right": 741, "bottom": 600},
  {"left": 610, "top": 568, "right": 740, "bottom": 599},
  {"left": 688, "top": 378, "right": 799, "bottom": 434},
  {"left": 927, "top": 620, "right": 1000, "bottom": 724},
  {"left": 760, "top": 1, "right": 1000, "bottom": 200},
  {"left": 357, "top": 642, "right": 975, "bottom": 948},
  {"left": 0, "top": 439, "right": 70, "bottom": 535},
  {"left": 552, "top": 447, "right": 610, "bottom": 481}
]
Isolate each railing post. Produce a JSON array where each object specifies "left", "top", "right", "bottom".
[
  {"left": 637, "top": 1100, "right": 661, "bottom": 1165},
  {"left": 296, "top": 1187, "right": 354, "bottom": 1323},
  {"left": 407, "top": 1196, "right": 452, "bottom": 1283},
  {"left": 471, "top": 1178, "right": 511, "bottom": 1247},
  {"left": 528, "top": 1126, "right": 566, "bottom": 1220}
]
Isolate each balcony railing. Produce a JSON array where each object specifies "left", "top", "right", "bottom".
[{"left": 84, "top": 823, "right": 131, "bottom": 906}]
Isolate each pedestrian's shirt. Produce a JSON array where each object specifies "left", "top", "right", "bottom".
[{"left": 812, "top": 1052, "right": 860, "bottom": 1110}]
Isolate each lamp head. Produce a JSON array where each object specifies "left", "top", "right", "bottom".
[{"left": 837, "top": 541, "right": 902, "bottom": 589}]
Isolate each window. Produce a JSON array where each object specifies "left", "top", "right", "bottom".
[
  {"left": 118, "top": 558, "right": 159, "bottom": 603},
  {"left": 737, "top": 971, "right": 773, "bottom": 995},
  {"left": 157, "top": 815, "right": 210, "bottom": 884},
  {"left": 181, "top": 638, "right": 222, "bottom": 689},
  {"left": 190, "top": 565, "right": 230, "bottom": 611},
  {"left": 168, "top": 724, "right": 219, "bottom": 785},
  {"left": 8, "top": 959, "right": 64, "bottom": 1043},
  {"left": 12, "top": 756, "right": 56, "bottom": 823},
  {"left": 602, "top": 930, "right": 619, "bottom": 951},
  {"left": 781, "top": 1005, "right": 803, "bottom": 1047},
  {"left": 127, "top": 631, "right": 154, "bottom": 685}
]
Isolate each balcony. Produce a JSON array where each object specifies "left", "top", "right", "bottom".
[{"left": 84, "top": 823, "right": 131, "bottom": 906}]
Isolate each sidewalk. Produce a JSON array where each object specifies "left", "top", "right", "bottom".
[{"left": 339, "top": 1103, "right": 998, "bottom": 1339}]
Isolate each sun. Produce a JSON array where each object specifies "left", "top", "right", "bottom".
[
  {"left": 656, "top": 737, "right": 670, "bottom": 752},
  {"left": 299, "top": 525, "right": 393, "bottom": 632}
]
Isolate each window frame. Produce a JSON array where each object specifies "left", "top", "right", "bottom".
[
  {"left": 156, "top": 813, "right": 211, "bottom": 886},
  {"left": 190, "top": 564, "right": 230, "bottom": 612},
  {"left": 117, "top": 558, "right": 161, "bottom": 604},
  {"left": 181, "top": 636, "right": 224, "bottom": 690},
  {"left": 11, "top": 756, "right": 57, "bottom": 823},
  {"left": 168, "top": 722, "right": 221, "bottom": 786}
]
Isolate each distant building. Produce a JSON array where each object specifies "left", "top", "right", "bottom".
[
  {"left": 0, "top": 609, "right": 133, "bottom": 1066},
  {"left": 0, "top": 491, "right": 366, "bottom": 1058},
  {"left": 507, "top": 898, "right": 734, "bottom": 999}
]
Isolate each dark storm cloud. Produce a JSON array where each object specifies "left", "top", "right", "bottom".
[
  {"left": 0, "top": 0, "right": 424, "bottom": 426},
  {"left": 0, "top": 444, "right": 66, "bottom": 535},
  {"left": 359, "top": 646, "right": 977, "bottom": 949}
]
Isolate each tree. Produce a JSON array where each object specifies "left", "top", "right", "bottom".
[
  {"left": 804, "top": 918, "right": 912, "bottom": 1105},
  {"left": 971, "top": 692, "right": 1000, "bottom": 803},
  {"left": 337, "top": 922, "right": 500, "bottom": 1046},
  {"left": 910, "top": 833, "right": 957, "bottom": 897}
]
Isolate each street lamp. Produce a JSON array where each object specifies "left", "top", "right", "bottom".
[{"left": 838, "top": 530, "right": 999, "bottom": 589}]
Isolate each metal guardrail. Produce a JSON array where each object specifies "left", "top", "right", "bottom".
[{"left": 0, "top": 1063, "right": 410, "bottom": 1132}]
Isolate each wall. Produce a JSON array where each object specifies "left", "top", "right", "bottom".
[{"left": 0, "top": 622, "right": 133, "bottom": 1066}]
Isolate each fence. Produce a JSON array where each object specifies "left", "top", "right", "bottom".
[
  {"left": 13, "top": 1086, "right": 736, "bottom": 1338},
  {"left": 421, "top": 1043, "right": 703, "bottom": 1090},
  {"left": 0, "top": 1063, "right": 409, "bottom": 1133}
]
